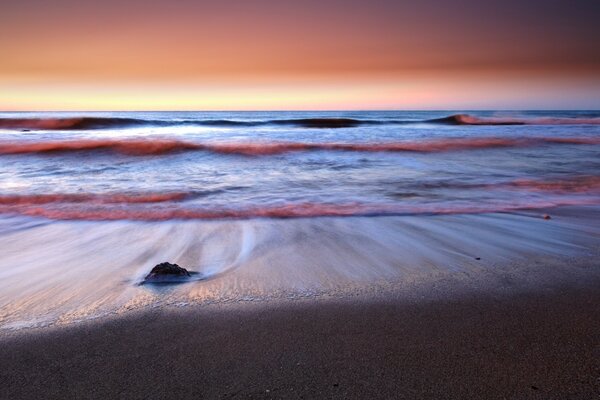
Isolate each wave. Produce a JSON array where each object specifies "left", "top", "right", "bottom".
[
  {"left": 0, "top": 117, "right": 158, "bottom": 130},
  {"left": 0, "top": 116, "right": 264, "bottom": 130},
  {"left": 2, "top": 175, "right": 597, "bottom": 206},
  {"left": 408, "top": 175, "right": 600, "bottom": 193},
  {"left": 191, "top": 118, "right": 384, "bottom": 128},
  {"left": 0, "top": 139, "right": 202, "bottom": 156},
  {"left": 502, "top": 175, "right": 600, "bottom": 193},
  {"left": 2, "top": 114, "right": 599, "bottom": 130},
  {"left": 431, "top": 114, "right": 600, "bottom": 126},
  {"left": 0, "top": 192, "right": 190, "bottom": 205},
  {"left": 1, "top": 199, "right": 598, "bottom": 222},
  {"left": 0, "top": 116, "right": 380, "bottom": 130},
  {"left": 0, "top": 136, "right": 598, "bottom": 157},
  {"left": 2, "top": 173, "right": 598, "bottom": 221},
  {"left": 272, "top": 118, "right": 381, "bottom": 128}
]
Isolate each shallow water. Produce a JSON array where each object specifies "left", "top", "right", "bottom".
[
  {"left": 0, "top": 111, "right": 599, "bottom": 329},
  {"left": 1, "top": 209, "right": 599, "bottom": 330}
]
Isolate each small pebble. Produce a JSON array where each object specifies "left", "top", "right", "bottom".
[{"left": 543, "top": 214, "right": 551, "bottom": 220}]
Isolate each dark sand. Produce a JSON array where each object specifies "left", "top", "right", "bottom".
[{"left": 1, "top": 278, "right": 599, "bottom": 399}]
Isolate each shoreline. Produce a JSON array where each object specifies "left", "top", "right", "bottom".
[
  {"left": 1, "top": 206, "right": 600, "bottom": 331},
  {"left": 1, "top": 206, "right": 599, "bottom": 398},
  {"left": 1, "top": 243, "right": 599, "bottom": 336}
]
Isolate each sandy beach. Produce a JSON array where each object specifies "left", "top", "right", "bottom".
[
  {"left": 1, "top": 268, "right": 599, "bottom": 399},
  {"left": 1, "top": 206, "right": 599, "bottom": 399}
]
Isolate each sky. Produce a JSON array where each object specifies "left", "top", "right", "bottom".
[{"left": 1, "top": 0, "right": 599, "bottom": 110}]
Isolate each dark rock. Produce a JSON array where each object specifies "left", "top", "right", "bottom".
[
  {"left": 475, "top": 257, "right": 481, "bottom": 260},
  {"left": 543, "top": 214, "right": 551, "bottom": 220},
  {"left": 144, "top": 262, "right": 191, "bottom": 283}
]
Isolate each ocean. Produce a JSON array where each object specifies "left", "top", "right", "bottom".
[
  {"left": 0, "top": 110, "right": 599, "bottom": 220},
  {"left": 0, "top": 110, "right": 599, "bottom": 329}
]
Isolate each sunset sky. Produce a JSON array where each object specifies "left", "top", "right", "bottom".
[{"left": 1, "top": 0, "right": 599, "bottom": 110}]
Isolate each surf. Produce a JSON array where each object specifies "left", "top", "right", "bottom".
[{"left": 0, "top": 136, "right": 598, "bottom": 156}]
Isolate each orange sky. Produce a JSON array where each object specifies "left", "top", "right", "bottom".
[{"left": 1, "top": 0, "right": 599, "bottom": 110}]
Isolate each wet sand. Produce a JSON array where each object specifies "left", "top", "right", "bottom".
[
  {"left": 1, "top": 274, "right": 599, "bottom": 400},
  {"left": 2, "top": 206, "right": 600, "bottom": 330},
  {"left": 1, "top": 207, "right": 599, "bottom": 398}
]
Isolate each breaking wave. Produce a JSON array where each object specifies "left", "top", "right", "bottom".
[
  {"left": 0, "top": 139, "right": 202, "bottom": 156},
  {"left": 431, "top": 114, "right": 600, "bottom": 126},
  {"left": 0, "top": 136, "right": 598, "bottom": 157}
]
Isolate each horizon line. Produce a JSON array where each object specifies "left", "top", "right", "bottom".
[{"left": 2, "top": 108, "right": 600, "bottom": 113}]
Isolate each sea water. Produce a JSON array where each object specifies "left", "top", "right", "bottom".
[{"left": 0, "top": 110, "right": 599, "bottom": 329}]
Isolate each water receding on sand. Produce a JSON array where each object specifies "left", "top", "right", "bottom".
[
  {"left": 0, "top": 111, "right": 599, "bottom": 330},
  {"left": 0, "top": 207, "right": 599, "bottom": 330}
]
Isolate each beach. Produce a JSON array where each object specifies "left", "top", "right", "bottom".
[
  {"left": 0, "top": 111, "right": 599, "bottom": 398},
  {"left": 1, "top": 256, "right": 598, "bottom": 399},
  {"left": 1, "top": 206, "right": 599, "bottom": 330},
  {"left": 1, "top": 205, "right": 600, "bottom": 398}
]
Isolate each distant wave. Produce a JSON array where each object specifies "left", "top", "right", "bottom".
[
  {"left": 189, "top": 117, "right": 386, "bottom": 128},
  {"left": 2, "top": 114, "right": 599, "bottom": 130},
  {"left": 0, "top": 136, "right": 598, "bottom": 157},
  {"left": 0, "top": 117, "right": 158, "bottom": 130},
  {"left": 430, "top": 114, "right": 600, "bottom": 126},
  {"left": 0, "top": 116, "right": 384, "bottom": 130},
  {"left": 272, "top": 118, "right": 382, "bottom": 128}
]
